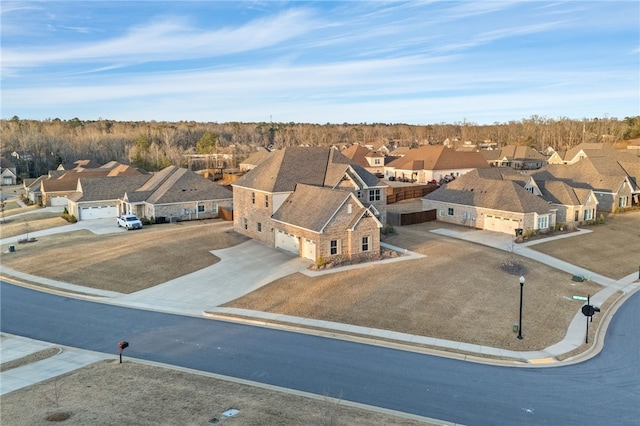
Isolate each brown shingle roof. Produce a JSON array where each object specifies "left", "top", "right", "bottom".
[
  {"left": 233, "top": 146, "right": 381, "bottom": 193},
  {"left": 272, "top": 184, "right": 354, "bottom": 232},
  {"left": 387, "top": 145, "right": 488, "bottom": 171}
]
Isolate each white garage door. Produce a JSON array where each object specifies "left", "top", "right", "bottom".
[
  {"left": 301, "top": 239, "right": 316, "bottom": 261},
  {"left": 50, "top": 196, "right": 69, "bottom": 207},
  {"left": 275, "top": 230, "right": 299, "bottom": 255},
  {"left": 484, "top": 215, "right": 520, "bottom": 234},
  {"left": 80, "top": 205, "right": 118, "bottom": 220}
]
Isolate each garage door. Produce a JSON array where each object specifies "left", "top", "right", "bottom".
[
  {"left": 275, "top": 230, "right": 299, "bottom": 255},
  {"left": 2, "top": 177, "right": 14, "bottom": 185},
  {"left": 484, "top": 215, "right": 520, "bottom": 234},
  {"left": 80, "top": 205, "right": 118, "bottom": 220},
  {"left": 301, "top": 238, "right": 316, "bottom": 261},
  {"left": 50, "top": 196, "right": 69, "bottom": 207}
]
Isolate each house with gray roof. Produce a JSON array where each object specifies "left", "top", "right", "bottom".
[
  {"left": 422, "top": 170, "right": 557, "bottom": 235},
  {"left": 474, "top": 168, "right": 597, "bottom": 225},
  {"left": 232, "top": 146, "right": 386, "bottom": 262},
  {"left": 1, "top": 157, "right": 18, "bottom": 185},
  {"left": 68, "top": 175, "right": 150, "bottom": 220},
  {"left": 67, "top": 165, "right": 232, "bottom": 222},
  {"left": 531, "top": 156, "right": 639, "bottom": 212},
  {"left": 121, "top": 166, "right": 233, "bottom": 222}
]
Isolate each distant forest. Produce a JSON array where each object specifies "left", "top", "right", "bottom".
[{"left": 2, "top": 115, "right": 639, "bottom": 179}]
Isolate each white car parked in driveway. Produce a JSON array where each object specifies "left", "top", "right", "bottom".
[{"left": 117, "top": 214, "right": 143, "bottom": 230}]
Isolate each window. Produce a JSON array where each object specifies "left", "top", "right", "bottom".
[
  {"left": 584, "top": 209, "right": 593, "bottom": 221},
  {"left": 356, "top": 190, "right": 362, "bottom": 199},
  {"left": 257, "top": 222, "right": 262, "bottom": 232},
  {"left": 619, "top": 196, "right": 627, "bottom": 208},
  {"left": 447, "top": 207, "right": 454, "bottom": 216},
  {"left": 197, "top": 205, "right": 205, "bottom": 213},
  {"left": 369, "top": 189, "right": 381, "bottom": 202},
  {"left": 574, "top": 210, "right": 579, "bottom": 221},
  {"left": 212, "top": 204, "right": 218, "bottom": 214},
  {"left": 251, "top": 192, "right": 255, "bottom": 204},
  {"left": 330, "top": 240, "right": 338, "bottom": 255},
  {"left": 374, "top": 158, "right": 381, "bottom": 165},
  {"left": 362, "top": 236, "right": 369, "bottom": 252},
  {"left": 265, "top": 196, "right": 269, "bottom": 208},
  {"left": 538, "top": 215, "right": 549, "bottom": 229},
  {"left": 243, "top": 218, "right": 248, "bottom": 230}
]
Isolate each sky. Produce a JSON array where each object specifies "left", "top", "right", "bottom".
[{"left": 1, "top": 1, "right": 639, "bottom": 125}]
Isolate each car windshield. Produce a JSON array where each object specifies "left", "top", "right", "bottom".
[{"left": 126, "top": 216, "right": 138, "bottom": 221}]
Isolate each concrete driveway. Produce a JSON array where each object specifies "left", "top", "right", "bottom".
[{"left": 110, "top": 240, "right": 311, "bottom": 315}]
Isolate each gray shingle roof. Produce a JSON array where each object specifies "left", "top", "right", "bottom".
[
  {"left": 532, "top": 157, "right": 630, "bottom": 192},
  {"left": 76, "top": 175, "right": 151, "bottom": 202},
  {"left": 424, "top": 172, "right": 553, "bottom": 214},
  {"left": 135, "top": 166, "right": 232, "bottom": 204}
]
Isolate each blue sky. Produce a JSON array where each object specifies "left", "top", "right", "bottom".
[{"left": 2, "top": 1, "right": 638, "bottom": 124}]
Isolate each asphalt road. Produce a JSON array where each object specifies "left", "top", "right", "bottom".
[{"left": 1, "top": 281, "right": 638, "bottom": 425}]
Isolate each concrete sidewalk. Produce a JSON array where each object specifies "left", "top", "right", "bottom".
[
  {"left": 0, "top": 334, "right": 110, "bottom": 396},
  {"left": 2, "top": 222, "right": 639, "bottom": 395}
]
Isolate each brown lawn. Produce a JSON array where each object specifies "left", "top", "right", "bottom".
[
  {"left": 0, "top": 360, "right": 434, "bottom": 426},
  {"left": 1, "top": 220, "right": 248, "bottom": 293},
  {"left": 527, "top": 211, "right": 640, "bottom": 279},
  {"left": 224, "top": 223, "right": 602, "bottom": 351},
  {"left": 1, "top": 207, "right": 634, "bottom": 424}
]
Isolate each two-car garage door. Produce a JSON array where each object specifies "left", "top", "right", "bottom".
[
  {"left": 484, "top": 215, "right": 520, "bottom": 234},
  {"left": 80, "top": 205, "right": 118, "bottom": 220}
]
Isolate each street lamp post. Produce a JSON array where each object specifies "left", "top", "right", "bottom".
[{"left": 517, "top": 276, "right": 525, "bottom": 340}]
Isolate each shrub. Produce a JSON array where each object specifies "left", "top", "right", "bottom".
[
  {"left": 316, "top": 257, "right": 326, "bottom": 267},
  {"left": 381, "top": 223, "right": 395, "bottom": 235},
  {"left": 61, "top": 208, "right": 77, "bottom": 223}
]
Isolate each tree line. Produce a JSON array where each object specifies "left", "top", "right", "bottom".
[{"left": 1, "top": 115, "right": 638, "bottom": 180}]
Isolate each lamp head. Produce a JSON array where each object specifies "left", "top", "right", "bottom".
[{"left": 519, "top": 276, "right": 525, "bottom": 285}]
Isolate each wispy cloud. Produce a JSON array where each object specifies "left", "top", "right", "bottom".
[
  {"left": 2, "top": 8, "right": 319, "bottom": 72},
  {"left": 1, "top": 1, "right": 637, "bottom": 124}
]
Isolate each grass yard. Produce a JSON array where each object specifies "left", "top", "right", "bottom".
[
  {"left": 0, "top": 212, "right": 69, "bottom": 238},
  {"left": 224, "top": 223, "right": 602, "bottom": 351},
  {"left": 527, "top": 211, "right": 640, "bottom": 279},
  {"left": 0, "top": 360, "right": 434, "bottom": 426},
  {"left": 1, "top": 220, "right": 248, "bottom": 293}
]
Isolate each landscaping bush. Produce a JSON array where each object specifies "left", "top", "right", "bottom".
[{"left": 61, "top": 208, "right": 77, "bottom": 223}]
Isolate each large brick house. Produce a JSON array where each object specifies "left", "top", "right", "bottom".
[{"left": 232, "top": 146, "right": 386, "bottom": 263}]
